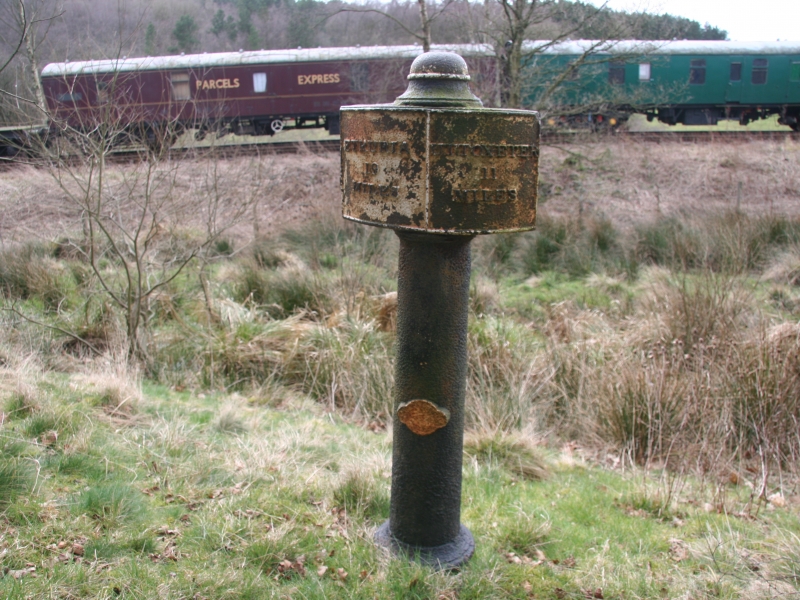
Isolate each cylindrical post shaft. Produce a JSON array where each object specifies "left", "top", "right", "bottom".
[{"left": 374, "top": 231, "right": 475, "bottom": 566}]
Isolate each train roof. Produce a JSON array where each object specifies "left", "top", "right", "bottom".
[
  {"left": 40, "top": 45, "right": 456, "bottom": 77},
  {"left": 41, "top": 40, "right": 800, "bottom": 77},
  {"left": 530, "top": 40, "right": 800, "bottom": 55}
]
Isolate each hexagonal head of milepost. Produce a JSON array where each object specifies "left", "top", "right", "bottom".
[{"left": 341, "top": 51, "right": 540, "bottom": 235}]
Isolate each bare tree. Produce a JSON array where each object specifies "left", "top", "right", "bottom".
[
  {"left": 488, "top": 0, "right": 618, "bottom": 108},
  {"left": 34, "top": 111, "right": 261, "bottom": 364},
  {"left": 324, "top": 0, "right": 455, "bottom": 51},
  {"left": 0, "top": 0, "right": 62, "bottom": 113},
  {"left": 0, "top": 2, "right": 27, "bottom": 78}
]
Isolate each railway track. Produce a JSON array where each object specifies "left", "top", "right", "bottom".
[
  {"left": 2, "top": 129, "right": 797, "bottom": 166},
  {"left": 113, "top": 129, "right": 800, "bottom": 161},
  {"left": 544, "top": 129, "right": 800, "bottom": 143}
]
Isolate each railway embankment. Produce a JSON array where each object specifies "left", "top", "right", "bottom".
[{"left": 2, "top": 136, "right": 797, "bottom": 243}]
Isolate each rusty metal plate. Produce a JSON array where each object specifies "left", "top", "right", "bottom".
[
  {"left": 341, "top": 106, "right": 539, "bottom": 234},
  {"left": 397, "top": 399, "right": 450, "bottom": 436}
]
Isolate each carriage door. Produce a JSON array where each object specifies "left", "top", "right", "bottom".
[
  {"left": 725, "top": 57, "right": 743, "bottom": 103},
  {"left": 789, "top": 58, "right": 800, "bottom": 102}
]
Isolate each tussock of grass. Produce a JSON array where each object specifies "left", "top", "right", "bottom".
[
  {"left": 0, "top": 459, "right": 33, "bottom": 508},
  {"left": 2, "top": 390, "right": 38, "bottom": 420},
  {"left": 332, "top": 469, "right": 390, "bottom": 522},
  {"left": 762, "top": 246, "right": 800, "bottom": 285},
  {"left": 214, "top": 404, "right": 247, "bottom": 434},
  {"left": 83, "top": 535, "right": 157, "bottom": 560},
  {"left": 0, "top": 355, "right": 41, "bottom": 419},
  {"left": 75, "top": 482, "right": 148, "bottom": 526},
  {"left": 499, "top": 513, "right": 551, "bottom": 555},
  {"left": 287, "top": 317, "right": 394, "bottom": 417},
  {"left": 464, "top": 431, "right": 549, "bottom": 481},
  {"left": 234, "top": 259, "right": 329, "bottom": 318},
  {"left": 45, "top": 453, "right": 106, "bottom": 480},
  {"left": 73, "top": 358, "right": 143, "bottom": 420}
]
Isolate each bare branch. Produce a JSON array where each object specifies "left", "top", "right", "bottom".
[
  {"left": 321, "top": 7, "right": 427, "bottom": 45},
  {"left": 2, "top": 304, "right": 103, "bottom": 356},
  {"left": 0, "top": 1, "right": 26, "bottom": 76}
]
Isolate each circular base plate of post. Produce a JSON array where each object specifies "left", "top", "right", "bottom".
[{"left": 374, "top": 521, "right": 475, "bottom": 570}]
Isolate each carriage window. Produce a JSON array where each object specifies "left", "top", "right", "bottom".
[
  {"left": 789, "top": 62, "right": 800, "bottom": 82},
  {"left": 689, "top": 59, "right": 706, "bottom": 84},
  {"left": 566, "top": 62, "right": 580, "bottom": 80},
  {"left": 350, "top": 63, "right": 369, "bottom": 91},
  {"left": 253, "top": 72, "right": 267, "bottom": 93},
  {"left": 752, "top": 58, "right": 768, "bottom": 84},
  {"left": 170, "top": 73, "right": 191, "bottom": 100},
  {"left": 638, "top": 63, "right": 651, "bottom": 81},
  {"left": 608, "top": 61, "right": 625, "bottom": 85},
  {"left": 730, "top": 62, "right": 742, "bottom": 82},
  {"left": 96, "top": 81, "right": 110, "bottom": 104},
  {"left": 56, "top": 92, "right": 83, "bottom": 102}
]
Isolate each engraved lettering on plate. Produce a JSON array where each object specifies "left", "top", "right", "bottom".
[
  {"left": 428, "top": 111, "right": 538, "bottom": 233},
  {"left": 341, "top": 111, "right": 427, "bottom": 229},
  {"left": 341, "top": 107, "right": 538, "bottom": 234}
]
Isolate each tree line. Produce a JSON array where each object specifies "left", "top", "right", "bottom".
[{"left": 0, "top": 0, "right": 726, "bottom": 124}]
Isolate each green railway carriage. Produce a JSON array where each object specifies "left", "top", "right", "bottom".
[{"left": 521, "top": 40, "right": 800, "bottom": 130}]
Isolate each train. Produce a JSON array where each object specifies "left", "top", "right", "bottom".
[
  {"left": 521, "top": 40, "right": 800, "bottom": 130},
  {"left": 1, "top": 40, "right": 798, "bottom": 156}
]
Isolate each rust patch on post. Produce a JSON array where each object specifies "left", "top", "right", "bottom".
[{"left": 397, "top": 399, "right": 450, "bottom": 435}]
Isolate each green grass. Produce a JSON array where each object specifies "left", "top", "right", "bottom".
[
  {"left": 0, "top": 375, "right": 796, "bottom": 598},
  {"left": 626, "top": 112, "right": 792, "bottom": 132}
]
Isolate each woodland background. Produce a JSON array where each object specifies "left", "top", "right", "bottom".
[{"left": 0, "top": 0, "right": 726, "bottom": 123}]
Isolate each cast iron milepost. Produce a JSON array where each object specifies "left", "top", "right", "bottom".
[{"left": 340, "top": 52, "right": 540, "bottom": 568}]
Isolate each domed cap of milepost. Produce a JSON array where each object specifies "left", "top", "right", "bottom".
[{"left": 394, "top": 51, "right": 483, "bottom": 108}]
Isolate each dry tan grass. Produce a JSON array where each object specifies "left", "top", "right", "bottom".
[
  {"left": 0, "top": 353, "right": 42, "bottom": 419},
  {"left": 71, "top": 353, "right": 144, "bottom": 419},
  {"left": 1, "top": 139, "right": 798, "bottom": 246},
  {"left": 762, "top": 247, "right": 800, "bottom": 285},
  {"left": 540, "top": 138, "right": 800, "bottom": 229},
  {"left": 0, "top": 151, "right": 339, "bottom": 246}
]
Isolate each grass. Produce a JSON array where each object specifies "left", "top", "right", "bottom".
[
  {"left": 626, "top": 112, "right": 793, "bottom": 132},
  {"left": 1, "top": 144, "right": 800, "bottom": 596},
  {"left": 0, "top": 374, "right": 796, "bottom": 598}
]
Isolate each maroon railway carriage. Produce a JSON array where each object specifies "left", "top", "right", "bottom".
[{"left": 40, "top": 45, "right": 497, "bottom": 148}]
